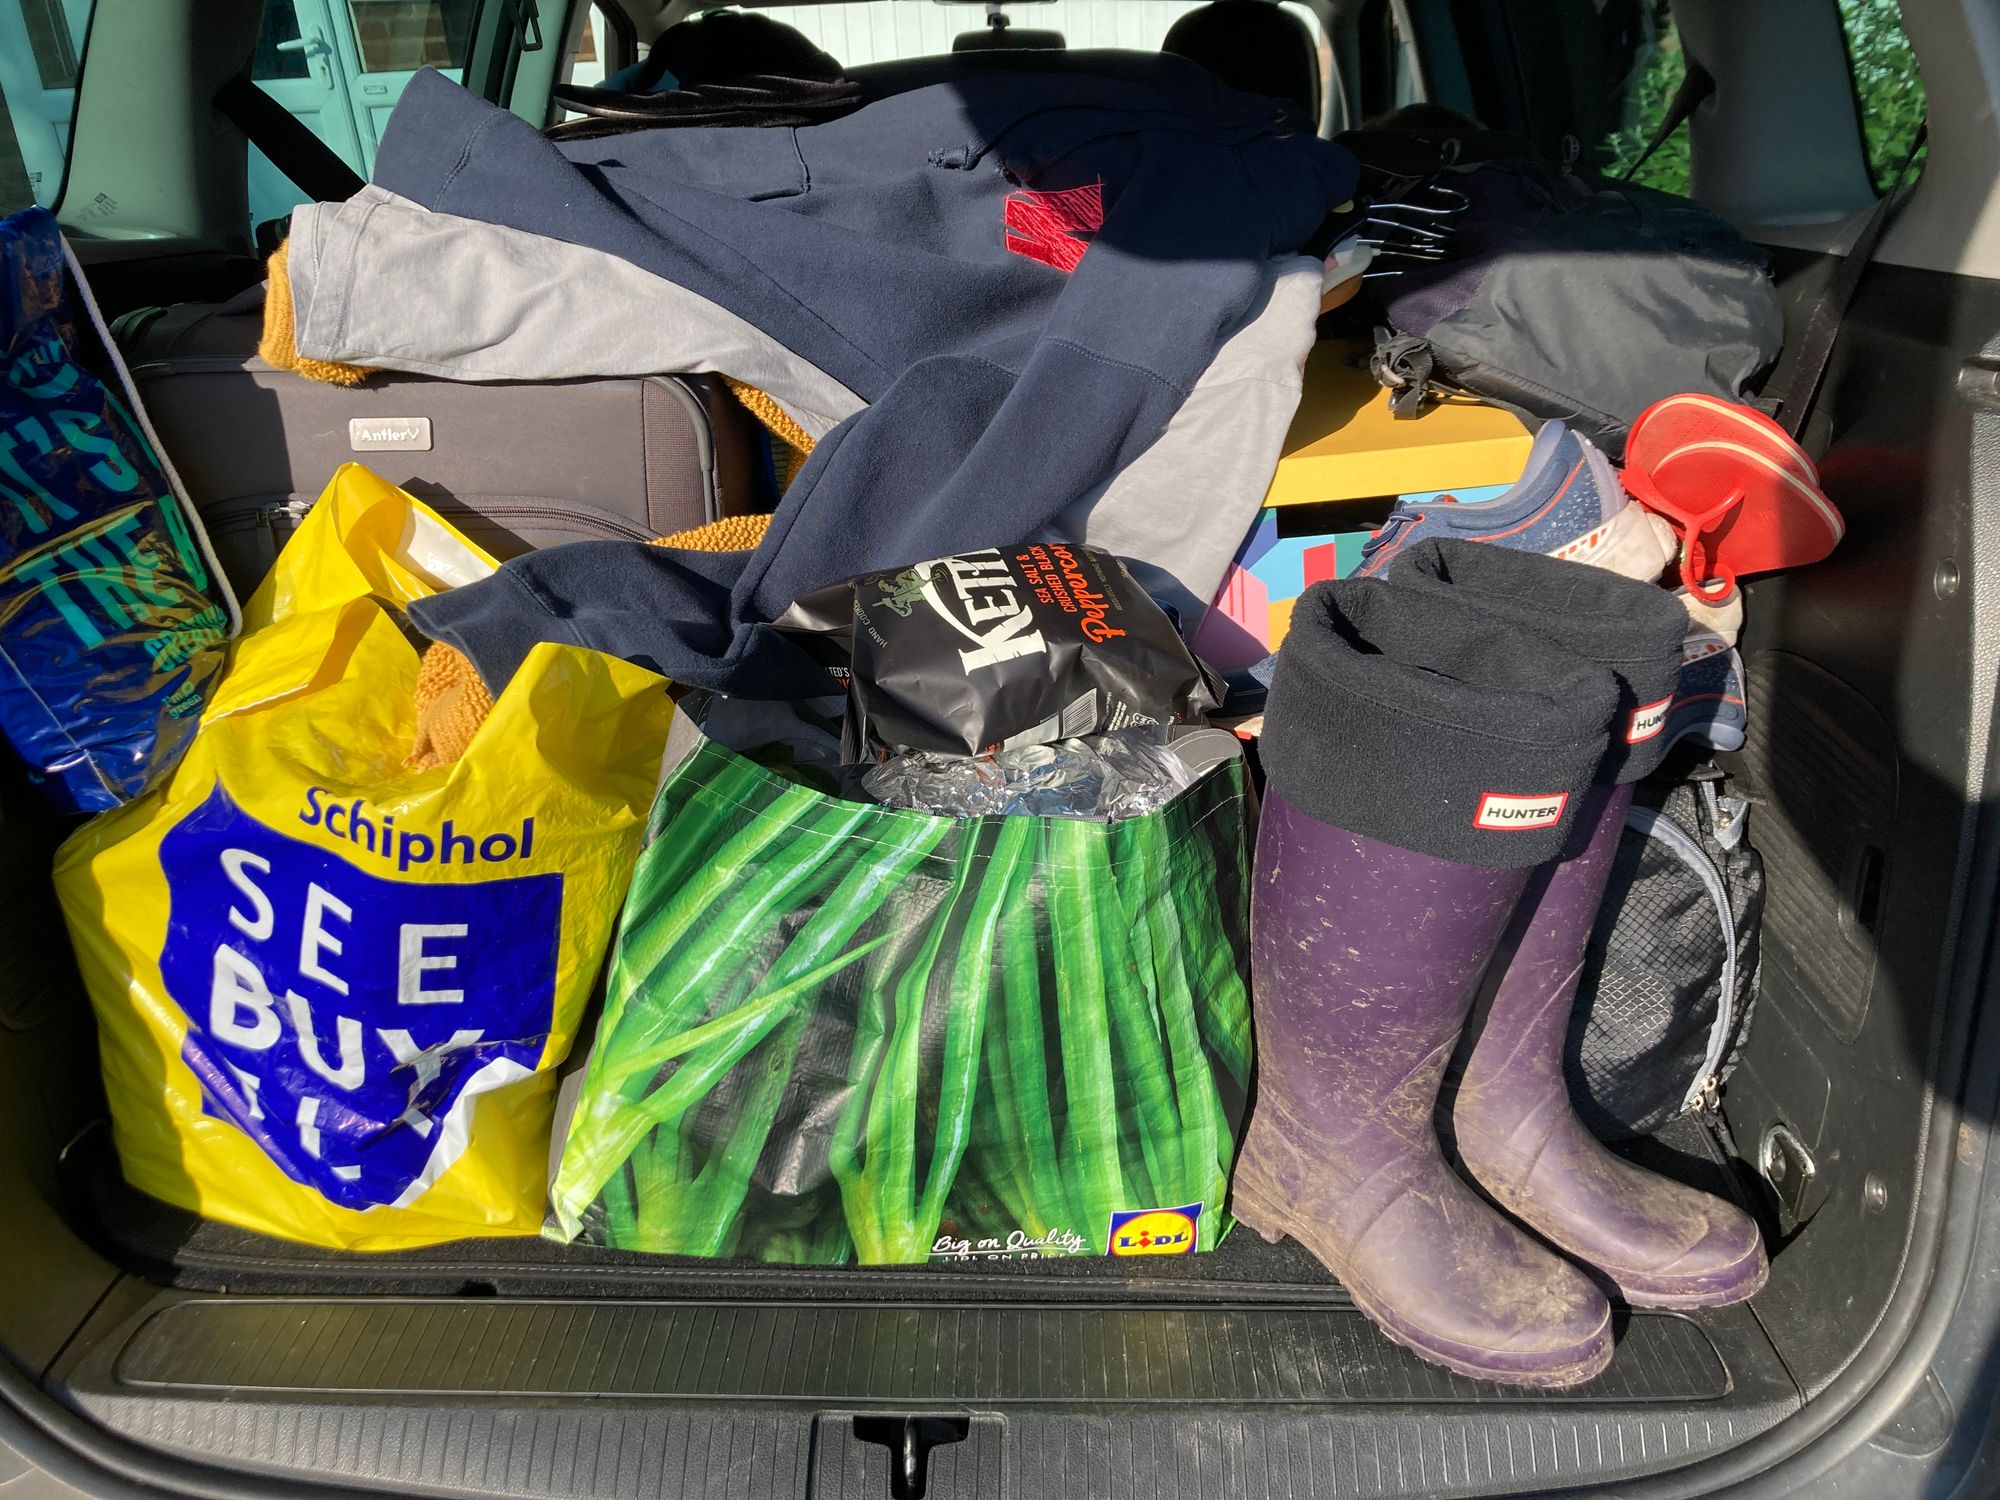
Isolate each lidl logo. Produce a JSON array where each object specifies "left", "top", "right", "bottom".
[{"left": 1107, "top": 1204, "right": 1201, "bottom": 1256}]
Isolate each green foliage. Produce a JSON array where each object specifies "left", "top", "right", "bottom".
[
  {"left": 1595, "top": 0, "right": 1926, "bottom": 199},
  {"left": 1598, "top": 13, "right": 1689, "bottom": 194},
  {"left": 1840, "top": 0, "right": 1928, "bottom": 186}
]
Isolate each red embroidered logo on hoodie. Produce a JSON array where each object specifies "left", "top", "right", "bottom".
[{"left": 1003, "top": 180, "right": 1104, "bottom": 272}]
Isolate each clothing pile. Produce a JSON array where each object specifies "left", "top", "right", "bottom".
[
  {"left": 281, "top": 60, "right": 1353, "bottom": 670},
  {"left": 12, "top": 45, "right": 1860, "bottom": 1389}
]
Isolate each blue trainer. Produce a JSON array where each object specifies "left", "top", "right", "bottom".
[
  {"left": 1354, "top": 421, "right": 1675, "bottom": 581},
  {"left": 1662, "top": 631, "right": 1747, "bottom": 753}
]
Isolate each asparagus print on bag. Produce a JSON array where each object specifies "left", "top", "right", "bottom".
[{"left": 549, "top": 734, "right": 1254, "bottom": 1263}]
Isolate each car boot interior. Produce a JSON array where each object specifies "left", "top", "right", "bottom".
[{"left": 3, "top": 1, "right": 2000, "bottom": 1496}]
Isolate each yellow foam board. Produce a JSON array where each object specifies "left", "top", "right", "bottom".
[
  {"left": 1267, "top": 596, "right": 1297, "bottom": 651},
  {"left": 1265, "top": 341, "right": 1534, "bottom": 506}
]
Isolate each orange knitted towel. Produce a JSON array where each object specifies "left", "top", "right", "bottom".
[
  {"left": 406, "top": 641, "right": 496, "bottom": 772},
  {"left": 259, "top": 241, "right": 374, "bottom": 387},
  {"left": 722, "top": 378, "right": 816, "bottom": 490},
  {"left": 658, "top": 511, "right": 773, "bottom": 551}
]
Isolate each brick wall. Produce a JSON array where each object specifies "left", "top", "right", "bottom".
[{"left": 347, "top": 0, "right": 466, "bottom": 72}]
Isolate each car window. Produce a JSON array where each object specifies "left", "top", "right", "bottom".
[
  {"left": 563, "top": 3, "right": 613, "bottom": 91},
  {"left": 0, "top": 0, "right": 607, "bottom": 228},
  {"left": 1595, "top": 2, "right": 1689, "bottom": 193},
  {"left": 247, "top": 0, "right": 480, "bottom": 228},
  {"left": 0, "top": 0, "right": 92, "bottom": 213},
  {"left": 254, "top": 1, "right": 616, "bottom": 223},
  {"left": 749, "top": 0, "right": 1327, "bottom": 78},
  {"left": 1836, "top": 0, "right": 1925, "bottom": 190},
  {"left": 1601, "top": 0, "right": 1926, "bottom": 200}
]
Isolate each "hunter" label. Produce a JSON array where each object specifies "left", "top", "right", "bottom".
[
  {"left": 1472, "top": 791, "right": 1569, "bottom": 830},
  {"left": 1626, "top": 696, "right": 1672, "bottom": 743}
]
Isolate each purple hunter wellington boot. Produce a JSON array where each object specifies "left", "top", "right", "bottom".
[
  {"left": 1393, "top": 539, "right": 1769, "bottom": 1309},
  {"left": 1233, "top": 575, "right": 1621, "bottom": 1387}
]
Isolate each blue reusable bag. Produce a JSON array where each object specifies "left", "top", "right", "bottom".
[{"left": 0, "top": 206, "right": 237, "bottom": 812}]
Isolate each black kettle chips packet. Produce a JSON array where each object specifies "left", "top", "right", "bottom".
[{"left": 779, "top": 542, "right": 1215, "bottom": 759}]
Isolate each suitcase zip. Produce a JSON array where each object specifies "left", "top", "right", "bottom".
[
  {"left": 256, "top": 500, "right": 312, "bottom": 552},
  {"left": 197, "top": 498, "right": 668, "bottom": 596},
  {"left": 431, "top": 502, "right": 659, "bottom": 542},
  {"left": 218, "top": 498, "right": 663, "bottom": 548}
]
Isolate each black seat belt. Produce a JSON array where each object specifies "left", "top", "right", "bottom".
[
  {"left": 213, "top": 73, "right": 365, "bottom": 206},
  {"left": 1773, "top": 122, "right": 1928, "bottom": 441},
  {"left": 1618, "top": 58, "right": 1714, "bottom": 182}
]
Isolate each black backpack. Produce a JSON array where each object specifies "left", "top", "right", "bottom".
[
  {"left": 1566, "top": 771, "right": 1765, "bottom": 1140},
  {"left": 1340, "top": 134, "right": 1784, "bottom": 457}
]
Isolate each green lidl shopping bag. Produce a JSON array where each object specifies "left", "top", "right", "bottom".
[{"left": 549, "top": 733, "right": 1254, "bottom": 1264}]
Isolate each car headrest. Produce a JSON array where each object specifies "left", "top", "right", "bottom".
[
  {"left": 633, "top": 10, "right": 846, "bottom": 92},
  {"left": 1162, "top": 0, "right": 1320, "bottom": 119}
]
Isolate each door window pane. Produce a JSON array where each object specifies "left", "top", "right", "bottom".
[
  {"left": 21, "top": 0, "right": 79, "bottom": 89},
  {"left": 346, "top": 0, "right": 478, "bottom": 73},
  {"left": 253, "top": 0, "right": 313, "bottom": 81},
  {"left": 0, "top": 0, "right": 93, "bottom": 210}
]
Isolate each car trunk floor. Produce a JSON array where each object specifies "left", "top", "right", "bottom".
[
  {"left": 44, "top": 1251, "right": 1802, "bottom": 1500},
  {"left": 9, "top": 960, "right": 1809, "bottom": 1500},
  {"left": 46, "top": 1294, "right": 1801, "bottom": 1500},
  {"left": 55, "top": 1112, "right": 1800, "bottom": 1433}
]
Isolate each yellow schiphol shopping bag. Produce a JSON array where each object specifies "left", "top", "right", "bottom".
[{"left": 54, "top": 464, "right": 674, "bottom": 1249}]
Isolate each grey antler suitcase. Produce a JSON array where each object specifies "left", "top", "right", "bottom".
[{"left": 117, "top": 294, "right": 770, "bottom": 595}]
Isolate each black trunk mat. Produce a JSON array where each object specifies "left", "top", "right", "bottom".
[
  {"left": 61, "top": 1288, "right": 1800, "bottom": 1499},
  {"left": 112, "top": 1295, "right": 1732, "bottom": 1404},
  {"left": 79, "top": 1136, "right": 1343, "bottom": 1301},
  {"left": 71, "top": 1113, "right": 1762, "bottom": 1306}
]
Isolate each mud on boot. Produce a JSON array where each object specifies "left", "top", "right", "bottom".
[
  {"left": 1244, "top": 573, "right": 1623, "bottom": 1387},
  {"left": 1231, "top": 797, "right": 1615, "bottom": 1387},
  {"left": 1392, "top": 539, "right": 1769, "bottom": 1310},
  {"left": 1450, "top": 782, "right": 1769, "bottom": 1308}
]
